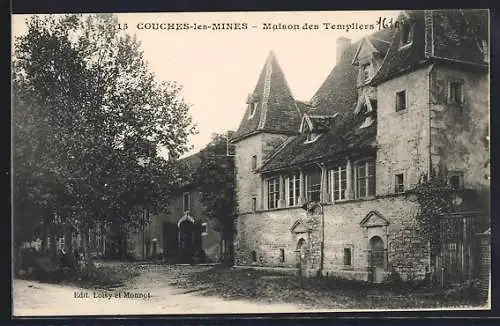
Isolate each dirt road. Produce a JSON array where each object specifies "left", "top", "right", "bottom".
[{"left": 13, "top": 264, "right": 306, "bottom": 316}]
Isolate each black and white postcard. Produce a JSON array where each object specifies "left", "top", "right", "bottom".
[{"left": 11, "top": 9, "right": 491, "bottom": 316}]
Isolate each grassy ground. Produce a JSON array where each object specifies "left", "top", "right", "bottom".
[
  {"left": 166, "top": 265, "right": 488, "bottom": 310},
  {"left": 18, "top": 261, "right": 488, "bottom": 310}
]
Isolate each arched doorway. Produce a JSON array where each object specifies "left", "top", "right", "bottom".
[
  {"left": 369, "top": 236, "right": 386, "bottom": 283},
  {"left": 179, "top": 220, "right": 195, "bottom": 263},
  {"left": 178, "top": 219, "right": 203, "bottom": 264},
  {"left": 296, "top": 238, "right": 306, "bottom": 276}
]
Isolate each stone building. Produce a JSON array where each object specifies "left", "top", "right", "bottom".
[
  {"left": 230, "top": 10, "right": 489, "bottom": 282},
  {"left": 127, "top": 152, "right": 223, "bottom": 263}
]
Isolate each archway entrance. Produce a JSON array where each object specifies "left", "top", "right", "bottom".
[
  {"left": 296, "top": 238, "right": 306, "bottom": 276},
  {"left": 369, "top": 236, "right": 386, "bottom": 283},
  {"left": 178, "top": 220, "right": 202, "bottom": 264},
  {"left": 179, "top": 220, "right": 195, "bottom": 263}
]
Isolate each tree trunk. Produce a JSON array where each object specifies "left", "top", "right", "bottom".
[
  {"left": 41, "top": 216, "right": 48, "bottom": 252},
  {"left": 49, "top": 223, "right": 57, "bottom": 258},
  {"left": 80, "top": 222, "right": 95, "bottom": 275}
]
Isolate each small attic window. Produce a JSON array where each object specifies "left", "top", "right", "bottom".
[
  {"left": 362, "top": 63, "right": 371, "bottom": 82},
  {"left": 304, "top": 132, "right": 321, "bottom": 144},
  {"left": 248, "top": 102, "right": 257, "bottom": 119},
  {"left": 399, "top": 22, "right": 413, "bottom": 48}
]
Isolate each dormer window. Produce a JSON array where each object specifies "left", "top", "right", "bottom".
[
  {"left": 304, "top": 132, "right": 321, "bottom": 144},
  {"left": 399, "top": 22, "right": 413, "bottom": 48},
  {"left": 248, "top": 102, "right": 257, "bottom": 119},
  {"left": 362, "top": 63, "right": 371, "bottom": 82}
]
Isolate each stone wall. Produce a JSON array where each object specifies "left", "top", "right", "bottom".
[
  {"left": 376, "top": 66, "right": 431, "bottom": 195},
  {"left": 234, "top": 196, "right": 430, "bottom": 281},
  {"left": 234, "top": 133, "right": 291, "bottom": 213},
  {"left": 127, "top": 188, "right": 221, "bottom": 262},
  {"left": 429, "top": 64, "right": 489, "bottom": 190}
]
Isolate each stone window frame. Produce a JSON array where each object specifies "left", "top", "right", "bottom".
[
  {"left": 343, "top": 244, "right": 354, "bottom": 269},
  {"left": 305, "top": 167, "right": 322, "bottom": 202},
  {"left": 182, "top": 192, "right": 190, "bottom": 212},
  {"left": 267, "top": 177, "right": 280, "bottom": 209},
  {"left": 251, "top": 197, "right": 257, "bottom": 212},
  {"left": 395, "top": 89, "right": 407, "bottom": 113},
  {"left": 279, "top": 248, "right": 285, "bottom": 263},
  {"left": 251, "top": 250, "right": 257, "bottom": 263},
  {"left": 354, "top": 159, "right": 376, "bottom": 199},
  {"left": 201, "top": 222, "right": 208, "bottom": 236},
  {"left": 251, "top": 155, "right": 257, "bottom": 171},
  {"left": 394, "top": 173, "right": 405, "bottom": 194},
  {"left": 330, "top": 164, "right": 347, "bottom": 202},
  {"left": 448, "top": 170, "right": 465, "bottom": 190},
  {"left": 447, "top": 79, "right": 465, "bottom": 105},
  {"left": 285, "top": 172, "right": 301, "bottom": 207}
]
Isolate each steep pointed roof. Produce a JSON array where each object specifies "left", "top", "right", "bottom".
[
  {"left": 231, "top": 51, "right": 302, "bottom": 142},
  {"left": 308, "top": 41, "right": 360, "bottom": 116}
]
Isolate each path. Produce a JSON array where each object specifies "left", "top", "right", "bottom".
[{"left": 13, "top": 264, "right": 306, "bottom": 316}]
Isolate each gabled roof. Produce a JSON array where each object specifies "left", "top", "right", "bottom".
[
  {"left": 231, "top": 51, "right": 302, "bottom": 142},
  {"left": 259, "top": 112, "right": 376, "bottom": 173},
  {"left": 352, "top": 27, "right": 394, "bottom": 64},
  {"left": 370, "top": 10, "right": 489, "bottom": 85}
]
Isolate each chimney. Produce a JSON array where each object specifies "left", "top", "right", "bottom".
[{"left": 336, "top": 37, "right": 351, "bottom": 64}]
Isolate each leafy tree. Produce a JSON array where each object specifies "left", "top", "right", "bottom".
[
  {"left": 195, "top": 132, "right": 237, "bottom": 265},
  {"left": 13, "top": 14, "right": 196, "bottom": 272}
]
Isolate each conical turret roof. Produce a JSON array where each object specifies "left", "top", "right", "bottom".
[{"left": 232, "top": 51, "right": 302, "bottom": 142}]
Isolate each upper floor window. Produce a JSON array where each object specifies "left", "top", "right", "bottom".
[
  {"left": 356, "top": 160, "right": 375, "bottom": 199},
  {"left": 448, "top": 81, "right": 464, "bottom": 105},
  {"left": 331, "top": 165, "right": 347, "bottom": 201},
  {"left": 394, "top": 173, "right": 404, "bottom": 193},
  {"left": 267, "top": 178, "right": 280, "bottom": 209},
  {"left": 400, "top": 22, "right": 413, "bottom": 47},
  {"left": 343, "top": 247, "right": 352, "bottom": 266},
  {"left": 183, "top": 192, "right": 190, "bottom": 212},
  {"left": 304, "top": 132, "right": 321, "bottom": 144},
  {"left": 286, "top": 173, "right": 301, "bottom": 207},
  {"left": 396, "top": 90, "right": 407, "bottom": 112},
  {"left": 362, "top": 63, "right": 371, "bottom": 82},
  {"left": 448, "top": 172, "right": 464, "bottom": 190},
  {"left": 201, "top": 222, "right": 208, "bottom": 235},
  {"left": 251, "top": 155, "right": 257, "bottom": 170},
  {"left": 248, "top": 102, "right": 257, "bottom": 119},
  {"left": 306, "top": 168, "right": 321, "bottom": 202}
]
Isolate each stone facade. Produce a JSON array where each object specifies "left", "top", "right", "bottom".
[
  {"left": 231, "top": 10, "right": 489, "bottom": 282},
  {"left": 128, "top": 189, "right": 221, "bottom": 262},
  {"left": 235, "top": 196, "right": 430, "bottom": 281}
]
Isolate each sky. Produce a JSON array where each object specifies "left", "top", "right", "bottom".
[{"left": 12, "top": 11, "right": 401, "bottom": 158}]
